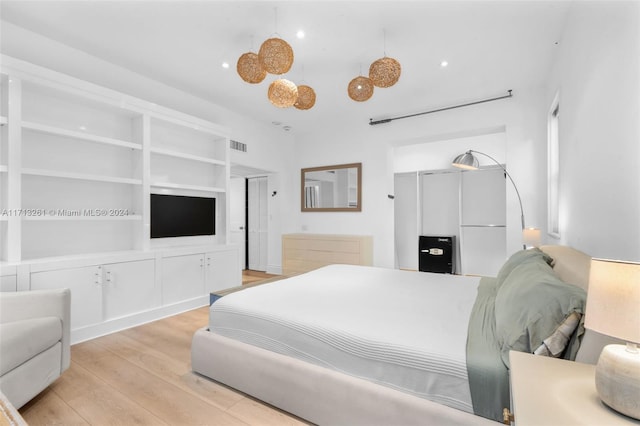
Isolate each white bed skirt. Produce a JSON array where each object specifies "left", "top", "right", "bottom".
[{"left": 191, "top": 328, "right": 496, "bottom": 426}]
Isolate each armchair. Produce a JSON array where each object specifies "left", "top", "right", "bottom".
[{"left": 0, "top": 288, "right": 71, "bottom": 409}]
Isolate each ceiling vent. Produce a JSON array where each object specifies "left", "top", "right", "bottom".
[{"left": 230, "top": 139, "right": 247, "bottom": 153}]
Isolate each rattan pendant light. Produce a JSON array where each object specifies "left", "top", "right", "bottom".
[
  {"left": 237, "top": 52, "right": 267, "bottom": 84},
  {"left": 294, "top": 85, "right": 316, "bottom": 110},
  {"left": 268, "top": 78, "right": 298, "bottom": 108},
  {"left": 259, "top": 38, "right": 294, "bottom": 75},
  {"left": 369, "top": 30, "right": 401, "bottom": 88},
  {"left": 348, "top": 76, "right": 374, "bottom": 102},
  {"left": 369, "top": 56, "right": 401, "bottom": 88}
]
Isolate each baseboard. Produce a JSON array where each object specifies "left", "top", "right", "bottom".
[
  {"left": 70, "top": 295, "right": 209, "bottom": 344},
  {"left": 266, "top": 264, "right": 282, "bottom": 275}
]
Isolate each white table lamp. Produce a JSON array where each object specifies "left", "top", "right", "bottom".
[
  {"left": 522, "top": 227, "right": 541, "bottom": 248},
  {"left": 585, "top": 258, "right": 640, "bottom": 420}
]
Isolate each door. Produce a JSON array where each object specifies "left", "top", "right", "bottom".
[
  {"left": 102, "top": 259, "right": 157, "bottom": 320},
  {"left": 205, "top": 248, "right": 241, "bottom": 292},
  {"left": 161, "top": 254, "right": 205, "bottom": 304},
  {"left": 459, "top": 168, "right": 506, "bottom": 276},
  {"left": 229, "top": 176, "right": 247, "bottom": 269},
  {"left": 394, "top": 172, "right": 418, "bottom": 270},
  {"left": 248, "top": 176, "right": 268, "bottom": 271},
  {"left": 30, "top": 265, "right": 103, "bottom": 330}
]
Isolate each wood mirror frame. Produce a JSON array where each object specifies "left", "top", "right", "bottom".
[{"left": 301, "top": 162, "right": 362, "bottom": 212}]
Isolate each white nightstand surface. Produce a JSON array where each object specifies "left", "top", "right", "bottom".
[{"left": 510, "top": 351, "right": 640, "bottom": 426}]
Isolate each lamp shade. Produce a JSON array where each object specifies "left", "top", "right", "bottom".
[
  {"left": 523, "top": 228, "right": 541, "bottom": 248},
  {"left": 236, "top": 52, "right": 267, "bottom": 84},
  {"left": 369, "top": 56, "right": 401, "bottom": 88},
  {"left": 585, "top": 258, "right": 640, "bottom": 343},
  {"left": 258, "top": 37, "right": 294, "bottom": 75},
  {"left": 294, "top": 85, "right": 316, "bottom": 110},
  {"left": 348, "top": 76, "right": 374, "bottom": 102},
  {"left": 267, "top": 79, "right": 298, "bottom": 108},
  {"left": 452, "top": 151, "right": 479, "bottom": 170}
]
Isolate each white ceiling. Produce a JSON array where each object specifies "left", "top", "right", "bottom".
[{"left": 0, "top": 1, "right": 572, "bottom": 135}]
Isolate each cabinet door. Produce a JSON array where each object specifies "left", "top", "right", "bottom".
[
  {"left": 205, "top": 249, "right": 241, "bottom": 292},
  {"left": 102, "top": 259, "right": 157, "bottom": 320},
  {"left": 161, "top": 254, "right": 205, "bottom": 304},
  {"left": 30, "top": 265, "right": 103, "bottom": 329}
]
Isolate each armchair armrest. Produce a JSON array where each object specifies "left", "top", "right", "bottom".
[{"left": 0, "top": 289, "right": 71, "bottom": 371}]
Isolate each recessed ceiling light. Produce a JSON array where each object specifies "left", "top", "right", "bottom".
[
  {"left": 296, "top": 30, "right": 305, "bottom": 39},
  {"left": 440, "top": 60, "right": 449, "bottom": 68},
  {"left": 222, "top": 62, "right": 230, "bottom": 69}
]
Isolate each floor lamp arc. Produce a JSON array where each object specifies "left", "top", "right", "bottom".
[{"left": 452, "top": 150, "right": 526, "bottom": 250}]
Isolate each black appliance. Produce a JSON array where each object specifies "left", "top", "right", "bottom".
[{"left": 419, "top": 235, "right": 456, "bottom": 274}]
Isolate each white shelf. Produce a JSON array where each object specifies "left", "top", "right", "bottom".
[
  {"left": 23, "top": 214, "right": 142, "bottom": 221},
  {"left": 22, "top": 121, "right": 142, "bottom": 150},
  {"left": 22, "top": 168, "right": 143, "bottom": 185},
  {"left": 1, "top": 58, "right": 230, "bottom": 262},
  {"left": 151, "top": 181, "right": 226, "bottom": 194},
  {"left": 150, "top": 147, "right": 225, "bottom": 166}
]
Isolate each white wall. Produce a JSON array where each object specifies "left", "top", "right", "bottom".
[
  {"left": 293, "top": 88, "right": 547, "bottom": 267},
  {"left": 545, "top": 2, "right": 640, "bottom": 261},
  {"left": 1, "top": 22, "right": 297, "bottom": 272}
]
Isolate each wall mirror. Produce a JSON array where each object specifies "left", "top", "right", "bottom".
[{"left": 301, "top": 162, "right": 362, "bottom": 212}]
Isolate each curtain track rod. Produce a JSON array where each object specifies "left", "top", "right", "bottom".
[{"left": 369, "top": 90, "right": 513, "bottom": 126}]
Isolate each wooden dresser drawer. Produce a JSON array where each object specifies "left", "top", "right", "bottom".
[{"left": 282, "top": 234, "right": 373, "bottom": 276}]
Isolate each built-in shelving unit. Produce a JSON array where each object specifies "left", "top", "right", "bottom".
[
  {"left": 0, "top": 55, "right": 231, "bottom": 262},
  {"left": 149, "top": 115, "right": 228, "bottom": 196},
  {"left": 0, "top": 56, "right": 239, "bottom": 343}
]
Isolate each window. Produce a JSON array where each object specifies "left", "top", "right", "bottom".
[{"left": 547, "top": 94, "right": 560, "bottom": 238}]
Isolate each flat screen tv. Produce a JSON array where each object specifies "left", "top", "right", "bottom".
[{"left": 150, "top": 194, "right": 215, "bottom": 238}]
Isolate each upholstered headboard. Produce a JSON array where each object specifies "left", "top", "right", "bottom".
[
  {"left": 539, "top": 245, "right": 592, "bottom": 291},
  {"left": 538, "top": 244, "right": 624, "bottom": 364}
]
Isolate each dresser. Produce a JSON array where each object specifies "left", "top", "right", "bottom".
[{"left": 282, "top": 234, "right": 373, "bottom": 276}]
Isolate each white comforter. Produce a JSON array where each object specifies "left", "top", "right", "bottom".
[{"left": 209, "top": 264, "right": 481, "bottom": 413}]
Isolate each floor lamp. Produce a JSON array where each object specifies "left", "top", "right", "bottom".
[{"left": 452, "top": 150, "right": 526, "bottom": 250}]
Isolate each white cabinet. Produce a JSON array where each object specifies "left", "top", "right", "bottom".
[
  {"left": 30, "top": 258, "right": 156, "bottom": 332},
  {"left": 206, "top": 249, "right": 241, "bottom": 293},
  {"left": 102, "top": 259, "right": 157, "bottom": 320},
  {"left": 161, "top": 254, "right": 206, "bottom": 305},
  {"left": 30, "top": 265, "right": 103, "bottom": 330},
  {"left": 162, "top": 247, "right": 241, "bottom": 303}
]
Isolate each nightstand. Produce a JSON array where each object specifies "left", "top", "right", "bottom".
[{"left": 509, "top": 351, "right": 640, "bottom": 425}]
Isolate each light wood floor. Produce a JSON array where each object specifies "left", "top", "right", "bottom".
[{"left": 19, "top": 296, "right": 309, "bottom": 425}]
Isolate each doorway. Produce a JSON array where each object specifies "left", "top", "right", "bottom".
[
  {"left": 230, "top": 164, "right": 272, "bottom": 273},
  {"left": 247, "top": 176, "right": 268, "bottom": 271}
]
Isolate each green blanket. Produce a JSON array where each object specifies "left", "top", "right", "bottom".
[{"left": 465, "top": 277, "right": 509, "bottom": 422}]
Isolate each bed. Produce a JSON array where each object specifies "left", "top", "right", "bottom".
[{"left": 192, "top": 245, "right": 597, "bottom": 425}]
